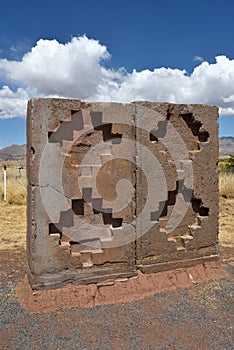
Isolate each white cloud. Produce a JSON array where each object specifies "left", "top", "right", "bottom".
[
  {"left": 10, "top": 45, "right": 21, "bottom": 52},
  {"left": 0, "top": 85, "right": 28, "bottom": 119},
  {"left": 193, "top": 56, "right": 204, "bottom": 62},
  {"left": 0, "top": 36, "right": 118, "bottom": 99},
  {"left": 222, "top": 94, "right": 234, "bottom": 103},
  {"left": 0, "top": 36, "right": 234, "bottom": 119}
]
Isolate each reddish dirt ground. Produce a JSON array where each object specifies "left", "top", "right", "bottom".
[
  {"left": 15, "top": 260, "right": 229, "bottom": 313},
  {"left": 0, "top": 246, "right": 233, "bottom": 350}
]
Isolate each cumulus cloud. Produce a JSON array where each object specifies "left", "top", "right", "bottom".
[
  {"left": 0, "top": 85, "right": 29, "bottom": 119},
  {"left": 0, "top": 35, "right": 234, "bottom": 119},
  {"left": 0, "top": 36, "right": 117, "bottom": 99}
]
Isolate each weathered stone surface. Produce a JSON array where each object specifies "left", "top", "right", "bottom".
[
  {"left": 27, "top": 98, "right": 219, "bottom": 289},
  {"left": 135, "top": 102, "right": 219, "bottom": 273}
]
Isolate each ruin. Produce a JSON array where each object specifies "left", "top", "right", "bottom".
[{"left": 27, "top": 99, "right": 219, "bottom": 289}]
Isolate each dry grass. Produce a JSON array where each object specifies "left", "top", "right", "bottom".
[
  {"left": 0, "top": 199, "right": 233, "bottom": 256},
  {"left": 219, "top": 172, "right": 234, "bottom": 198},
  {"left": 219, "top": 197, "right": 234, "bottom": 246},
  {"left": 219, "top": 197, "right": 234, "bottom": 266},
  {"left": 0, "top": 164, "right": 233, "bottom": 203},
  {"left": 0, "top": 202, "right": 26, "bottom": 251},
  {"left": 0, "top": 166, "right": 26, "bottom": 205}
]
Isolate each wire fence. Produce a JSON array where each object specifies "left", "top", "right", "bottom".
[
  {"left": 1, "top": 165, "right": 26, "bottom": 202},
  {"left": 0, "top": 165, "right": 26, "bottom": 169},
  {"left": 1, "top": 166, "right": 234, "bottom": 203},
  {"left": 1, "top": 166, "right": 233, "bottom": 171}
]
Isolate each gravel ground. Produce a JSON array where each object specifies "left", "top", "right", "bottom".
[{"left": 0, "top": 267, "right": 233, "bottom": 350}]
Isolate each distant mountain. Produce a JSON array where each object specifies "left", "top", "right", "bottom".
[
  {"left": 0, "top": 144, "right": 26, "bottom": 162},
  {"left": 0, "top": 138, "right": 233, "bottom": 162},
  {"left": 219, "top": 137, "right": 234, "bottom": 158}
]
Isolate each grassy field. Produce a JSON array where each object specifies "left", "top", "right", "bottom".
[
  {"left": 0, "top": 202, "right": 26, "bottom": 251},
  {"left": 0, "top": 163, "right": 233, "bottom": 204},
  {"left": 219, "top": 172, "right": 234, "bottom": 198},
  {"left": 0, "top": 165, "right": 26, "bottom": 205}
]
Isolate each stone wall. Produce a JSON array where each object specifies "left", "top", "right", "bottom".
[{"left": 27, "top": 99, "right": 219, "bottom": 289}]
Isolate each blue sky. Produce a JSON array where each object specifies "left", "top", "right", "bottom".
[{"left": 0, "top": 0, "right": 234, "bottom": 148}]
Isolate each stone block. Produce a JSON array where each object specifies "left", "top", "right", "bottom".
[{"left": 27, "top": 99, "right": 219, "bottom": 289}]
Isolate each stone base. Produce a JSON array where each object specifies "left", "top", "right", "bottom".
[{"left": 16, "top": 260, "right": 229, "bottom": 313}]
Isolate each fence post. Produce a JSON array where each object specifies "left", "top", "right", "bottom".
[{"left": 3, "top": 165, "right": 7, "bottom": 202}]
